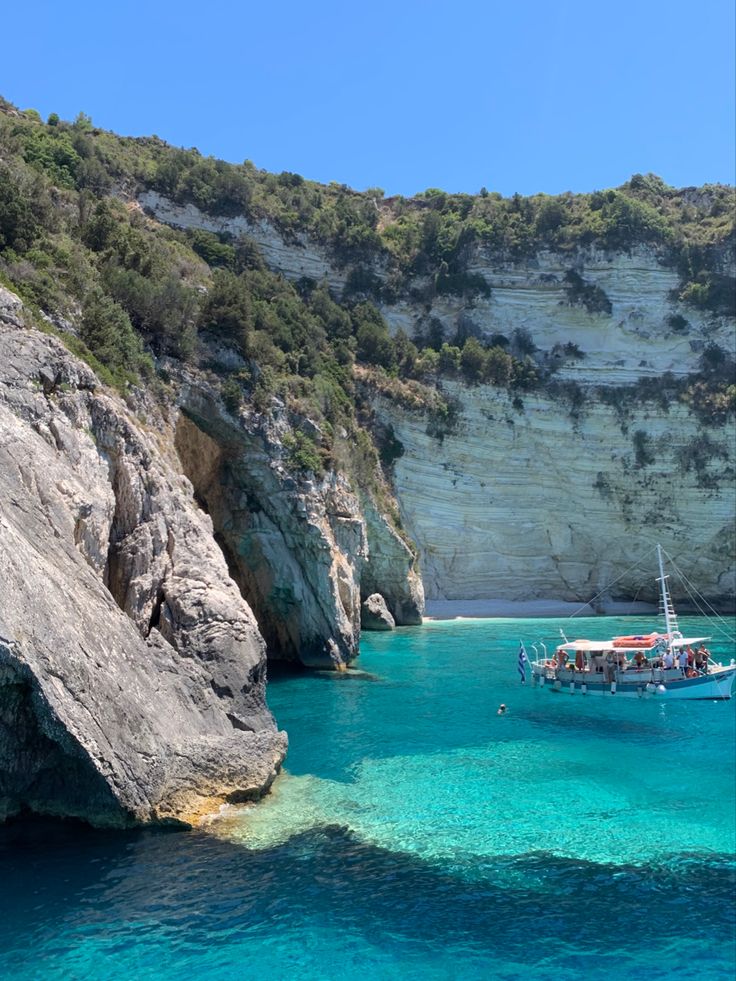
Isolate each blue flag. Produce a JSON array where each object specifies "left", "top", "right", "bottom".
[{"left": 518, "top": 642, "right": 528, "bottom": 683}]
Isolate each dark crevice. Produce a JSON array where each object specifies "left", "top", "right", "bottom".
[
  {"left": 146, "top": 583, "right": 166, "bottom": 636},
  {"left": 211, "top": 680, "right": 233, "bottom": 699},
  {"left": 193, "top": 490, "right": 210, "bottom": 515},
  {"left": 214, "top": 532, "right": 240, "bottom": 585}
]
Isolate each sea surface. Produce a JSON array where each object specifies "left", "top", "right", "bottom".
[{"left": 1, "top": 616, "right": 735, "bottom": 980}]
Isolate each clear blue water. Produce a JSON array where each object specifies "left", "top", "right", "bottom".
[{"left": 1, "top": 616, "right": 734, "bottom": 980}]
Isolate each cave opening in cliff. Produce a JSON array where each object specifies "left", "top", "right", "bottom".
[{"left": 174, "top": 412, "right": 294, "bottom": 663}]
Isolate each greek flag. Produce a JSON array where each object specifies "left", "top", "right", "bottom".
[{"left": 518, "top": 641, "right": 528, "bottom": 684}]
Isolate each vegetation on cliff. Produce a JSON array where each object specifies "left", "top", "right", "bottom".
[{"left": 1, "top": 96, "right": 734, "bottom": 478}]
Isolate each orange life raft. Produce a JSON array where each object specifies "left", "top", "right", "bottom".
[{"left": 612, "top": 632, "right": 661, "bottom": 649}]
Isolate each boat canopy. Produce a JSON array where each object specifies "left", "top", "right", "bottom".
[{"left": 555, "top": 636, "right": 710, "bottom": 653}]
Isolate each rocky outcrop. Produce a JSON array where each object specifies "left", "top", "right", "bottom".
[
  {"left": 172, "top": 379, "right": 423, "bottom": 668},
  {"left": 361, "top": 594, "right": 395, "bottom": 631},
  {"left": 0, "top": 288, "right": 286, "bottom": 827},
  {"left": 174, "top": 403, "right": 363, "bottom": 669},
  {"left": 359, "top": 495, "right": 424, "bottom": 625}
]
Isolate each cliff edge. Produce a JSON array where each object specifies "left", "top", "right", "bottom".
[{"left": 0, "top": 288, "right": 286, "bottom": 827}]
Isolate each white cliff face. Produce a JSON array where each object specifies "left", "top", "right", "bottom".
[
  {"left": 384, "top": 246, "right": 733, "bottom": 383},
  {"left": 138, "top": 190, "right": 349, "bottom": 293},
  {"left": 377, "top": 383, "right": 735, "bottom": 609}
]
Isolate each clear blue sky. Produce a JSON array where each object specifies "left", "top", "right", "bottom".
[{"left": 2, "top": 0, "right": 734, "bottom": 197}]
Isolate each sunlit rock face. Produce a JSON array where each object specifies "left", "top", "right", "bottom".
[
  {"left": 376, "top": 382, "right": 735, "bottom": 611},
  {"left": 0, "top": 288, "right": 286, "bottom": 828}
]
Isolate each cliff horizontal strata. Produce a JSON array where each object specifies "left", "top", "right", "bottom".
[
  {"left": 375, "top": 381, "right": 735, "bottom": 610},
  {"left": 138, "top": 192, "right": 732, "bottom": 385}
]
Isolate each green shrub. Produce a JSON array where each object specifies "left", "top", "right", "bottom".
[
  {"left": 221, "top": 377, "right": 243, "bottom": 414},
  {"left": 79, "top": 291, "right": 152, "bottom": 385},
  {"left": 632, "top": 429, "right": 655, "bottom": 467},
  {"left": 564, "top": 270, "right": 612, "bottom": 315},
  {"left": 283, "top": 430, "right": 323, "bottom": 475}
]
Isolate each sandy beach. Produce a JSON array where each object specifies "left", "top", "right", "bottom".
[{"left": 423, "top": 599, "right": 659, "bottom": 620}]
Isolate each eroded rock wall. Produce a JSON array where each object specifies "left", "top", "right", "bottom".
[
  {"left": 0, "top": 288, "right": 286, "bottom": 827},
  {"left": 376, "top": 383, "right": 735, "bottom": 609},
  {"left": 173, "top": 383, "right": 423, "bottom": 667}
]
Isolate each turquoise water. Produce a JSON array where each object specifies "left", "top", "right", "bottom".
[{"left": 1, "top": 616, "right": 734, "bottom": 980}]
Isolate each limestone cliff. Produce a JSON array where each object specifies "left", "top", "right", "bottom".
[
  {"left": 138, "top": 191, "right": 734, "bottom": 610},
  {"left": 172, "top": 375, "right": 423, "bottom": 668},
  {"left": 137, "top": 191, "right": 733, "bottom": 385},
  {"left": 375, "top": 383, "right": 735, "bottom": 609},
  {"left": 0, "top": 288, "right": 286, "bottom": 827}
]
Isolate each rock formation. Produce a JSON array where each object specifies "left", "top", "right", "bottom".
[
  {"left": 139, "top": 191, "right": 734, "bottom": 610},
  {"left": 172, "top": 377, "right": 423, "bottom": 667},
  {"left": 361, "top": 594, "right": 396, "bottom": 631},
  {"left": 0, "top": 287, "right": 286, "bottom": 827}
]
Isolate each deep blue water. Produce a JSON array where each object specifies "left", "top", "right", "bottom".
[{"left": 1, "top": 616, "right": 735, "bottom": 980}]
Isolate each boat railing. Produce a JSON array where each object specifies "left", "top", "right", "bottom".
[{"left": 531, "top": 657, "right": 716, "bottom": 683}]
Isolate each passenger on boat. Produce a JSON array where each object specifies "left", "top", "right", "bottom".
[
  {"left": 677, "top": 648, "right": 688, "bottom": 675},
  {"left": 663, "top": 649, "right": 675, "bottom": 670},
  {"left": 634, "top": 651, "right": 647, "bottom": 668},
  {"left": 686, "top": 646, "right": 695, "bottom": 667},
  {"left": 695, "top": 646, "right": 706, "bottom": 671}
]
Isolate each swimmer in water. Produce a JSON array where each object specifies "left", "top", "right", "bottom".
[{"left": 497, "top": 704, "right": 507, "bottom": 715}]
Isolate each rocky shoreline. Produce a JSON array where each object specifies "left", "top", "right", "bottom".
[
  {"left": 0, "top": 288, "right": 289, "bottom": 827},
  {"left": 0, "top": 285, "right": 423, "bottom": 827}
]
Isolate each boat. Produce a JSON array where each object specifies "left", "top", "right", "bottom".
[{"left": 527, "top": 546, "right": 736, "bottom": 700}]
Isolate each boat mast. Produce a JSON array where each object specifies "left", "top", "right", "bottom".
[{"left": 656, "top": 544, "right": 679, "bottom": 640}]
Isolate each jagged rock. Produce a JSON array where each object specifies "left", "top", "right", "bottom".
[
  {"left": 0, "top": 296, "right": 286, "bottom": 827},
  {"left": 361, "top": 594, "right": 396, "bottom": 631},
  {"left": 38, "top": 365, "right": 59, "bottom": 394},
  {"left": 174, "top": 401, "right": 365, "bottom": 670},
  {"left": 0, "top": 286, "right": 24, "bottom": 326},
  {"left": 360, "top": 495, "right": 424, "bottom": 625}
]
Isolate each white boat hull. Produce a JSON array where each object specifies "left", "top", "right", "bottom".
[{"left": 530, "top": 664, "right": 736, "bottom": 700}]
